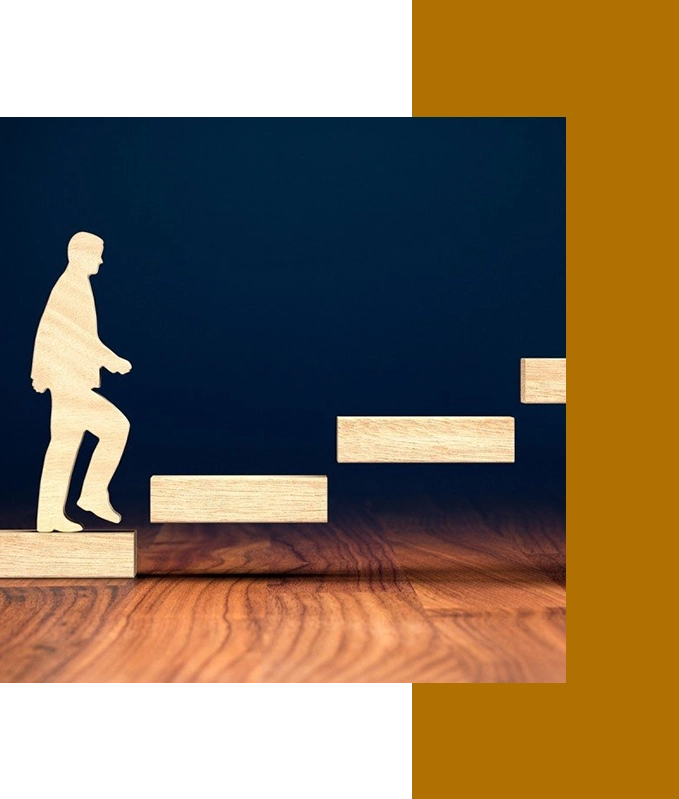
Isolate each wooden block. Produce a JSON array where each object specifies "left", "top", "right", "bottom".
[
  {"left": 150, "top": 476, "right": 328, "bottom": 523},
  {"left": 0, "top": 531, "right": 136, "bottom": 578},
  {"left": 521, "top": 358, "right": 566, "bottom": 403},
  {"left": 336, "top": 417, "right": 515, "bottom": 463}
]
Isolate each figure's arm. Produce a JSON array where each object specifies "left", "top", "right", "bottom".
[
  {"left": 31, "top": 276, "right": 132, "bottom": 390},
  {"left": 31, "top": 323, "right": 51, "bottom": 393},
  {"left": 31, "top": 362, "right": 49, "bottom": 393},
  {"left": 98, "top": 342, "right": 132, "bottom": 374}
]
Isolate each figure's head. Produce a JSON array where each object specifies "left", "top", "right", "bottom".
[{"left": 68, "top": 231, "right": 104, "bottom": 275}]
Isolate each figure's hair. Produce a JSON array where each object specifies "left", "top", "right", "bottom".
[{"left": 68, "top": 231, "right": 103, "bottom": 261}]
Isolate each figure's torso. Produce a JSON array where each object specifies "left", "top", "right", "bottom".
[{"left": 32, "top": 268, "right": 102, "bottom": 391}]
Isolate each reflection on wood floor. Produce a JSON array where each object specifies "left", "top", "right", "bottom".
[{"left": 0, "top": 491, "right": 565, "bottom": 682}]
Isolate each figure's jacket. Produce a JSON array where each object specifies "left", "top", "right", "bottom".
[{"left": 32, "top": 267, "right": 107, "bottom": 393}]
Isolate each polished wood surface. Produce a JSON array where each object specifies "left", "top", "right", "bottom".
[{"left": 0, "top": 492, "right": 565, "bottom": 682}]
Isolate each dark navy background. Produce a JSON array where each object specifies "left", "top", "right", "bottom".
[{"left": 0, "top": 119, "right": 565, "bottom": 513}]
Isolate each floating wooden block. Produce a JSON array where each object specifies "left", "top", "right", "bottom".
[
  {"left": 150, "top": 475, "right": 328, "bottom": 523},
  {"left": 336, "top": 417, "right": 515, "bottom": 463},
  {"left": 0, "top": 531, "right": 136, "bottom": 578},
  {"left": 521, "top": 358, "right": 566, "bottom": 403}
]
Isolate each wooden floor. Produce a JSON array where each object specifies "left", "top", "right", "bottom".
[{"left": 0, "top": 491, "right": 565, "bottom": 682}]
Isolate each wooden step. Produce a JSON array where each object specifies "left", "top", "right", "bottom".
[
  {"left": 150, "top": 475, "right": 328, "bottom": 523},
  {"left": 521, "top": 358, "right": 566, "bottom": 403},
  {"left": 0, "top": 531, "right": 136, "bottom": 578},
  {"left": 337, "top": 417, "right": 515, "bottom": 462}
]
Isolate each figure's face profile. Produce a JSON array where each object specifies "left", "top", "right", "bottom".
[
  {"left": 67, "top": 231, "right": 104, "bottom": 275},
  {"left": 88, "top": 245, "right": 104, "bottom": 275}
]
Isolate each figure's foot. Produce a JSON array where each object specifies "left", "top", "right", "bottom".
[
  {"left": 37, "top": 516, "right": 84, "bottom": 533},
  {"left": 77, "top": 492, "right": 122, "bottom": 524}
]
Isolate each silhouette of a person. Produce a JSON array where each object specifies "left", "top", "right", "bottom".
[{"left": 32, "top": 232, "right": 131, "bottom": 532}]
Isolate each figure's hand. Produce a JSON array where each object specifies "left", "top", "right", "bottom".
[
  {"left": 32, "top": 377, "right": 48, "bottom": 393},
  {"left": 109, "top": 356, "right": 132, "bottom": 375}
]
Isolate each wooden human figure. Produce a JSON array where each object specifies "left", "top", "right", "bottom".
[{"left": 32, "top": 232, "right": 132, "bottom": 532}]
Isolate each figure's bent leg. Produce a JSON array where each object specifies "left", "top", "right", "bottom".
[
  {"left": 37, "top": 395, "right": 85, "bottom": 532},
  {"left": 77, "top": 391, "right": 130, "bottom": 524}
]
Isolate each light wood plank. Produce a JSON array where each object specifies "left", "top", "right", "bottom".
[
  {"left": 337, "top": 417, "right": 515, "bottom": 462},
  {"left": 0, "top": 531, "right": 136, "bottom": 578},
  {"left": 521, "top": 358, "right": 566, "bottom": 403},
  {"left": 150, "top": 475, "right": 328, "bottom": 523}
]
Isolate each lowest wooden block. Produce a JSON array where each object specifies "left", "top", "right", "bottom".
[
  {"left": 336, "top": 417, "right": 515, "bottom": 463},
  {"left": 150, "top": 475, "right": 328, "bottom": 523},
  {"left": 521, "top": 358, "right": 566, "bottom": 403},
  {"left": 0, "top": 531, "right": 136, "bottom": 578}
]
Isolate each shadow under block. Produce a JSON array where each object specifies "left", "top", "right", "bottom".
[
  {"left": 0, "top": 531, "right": 136, "bottom": 578},
  {"left": 521, "top": 358, "right": 566, "bottom": 403},
  {"left": 336, "top": 417, "right": 515, "bottom": 463},
  {"left": 150, "top": 475, "right": 328, "bottom": 523}
]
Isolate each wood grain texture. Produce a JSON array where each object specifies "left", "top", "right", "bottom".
[
  {"left": 150, "top": 475, "right": 328, "bottom": 523},
  {"left": 521, "top": 358, "right": 566, "bottom": 403},
  {"left": 0, "top": 531, "right": 136, "bottom": 578},
  {"left": 0, "top": 494, "right": 564, "bottom": 682},
  {"left": 32, "top": 232, "right": 132, "bottom": 532},
  {"left": 337, "top": 417, "right": 515, "bottom": 462}
]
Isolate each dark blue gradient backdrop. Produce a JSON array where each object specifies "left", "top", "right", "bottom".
[{"left": 0, "top": 119, "right": 565, "bottom": 511}]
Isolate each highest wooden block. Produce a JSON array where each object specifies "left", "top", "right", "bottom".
[
  {"left": 150, "top": 475, "right": 328, "bottom": 523},
  {"left": 521, "top": 358, "right": 566, "bottom": 403},
  {"left": 0, "top": 531, "right": 136, "bottom": 578},
  {"left": 337, "top": 417, "right": 515, "bottom": 463}
]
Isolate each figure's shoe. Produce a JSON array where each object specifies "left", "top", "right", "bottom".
[
  {"left": 77, "top": 492, "right": 122, "bottom": 524},
  {"left": 37, "top": 515, "right": 83, "bottom": 533}
]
